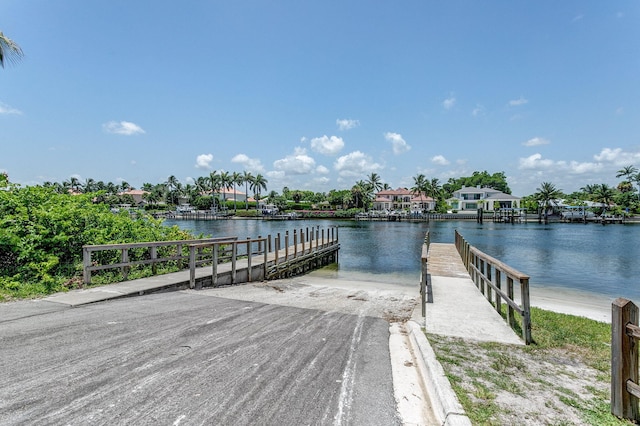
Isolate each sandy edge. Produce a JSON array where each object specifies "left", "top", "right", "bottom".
[
  {"left": 297, "top": 272, "right": 615, "bottom": 324},
  {"left": 528, "top": 285, "right": 613, "bottom": 323}
]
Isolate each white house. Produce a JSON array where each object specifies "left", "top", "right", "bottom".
[{"left": 447, "top": 186, "right": 520, "bottom": 211}]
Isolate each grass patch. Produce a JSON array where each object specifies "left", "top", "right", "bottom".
[{"left": 427, "top": 307, "right": 635, "bottom": 425}]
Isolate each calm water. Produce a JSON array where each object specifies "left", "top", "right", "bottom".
[{"left": 164, "top": 218, "right": 640, "bottom": 301}]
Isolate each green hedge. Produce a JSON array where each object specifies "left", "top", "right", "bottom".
[{"left": 0, "top": 186, "right": 194, "bottom": 300}]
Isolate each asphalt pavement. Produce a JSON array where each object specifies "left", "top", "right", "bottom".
[{"left": 1, "top": 291, "right": 402, "bottom": 425}]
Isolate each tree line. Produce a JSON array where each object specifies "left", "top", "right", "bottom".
[{"left": 525, "top": 165, "right": 640, "bottom": 222}]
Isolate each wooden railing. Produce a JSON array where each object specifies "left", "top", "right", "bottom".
[
  {"left": 455, "top": 230, "right": 532, "bottom": 344},
  {"left": 188, "top": 236, "right": 267, "bottom": 288},
  {"left": 83, "top": 226, "right": 339, "bottom": 287},
  {"left": 420, "top": 231, "right": 432, "bottom": 317},
  {"left": 266, "top": 227, "right": 339, "bottom": 279},
  {"left": 82, "top": 237, "right": 237, "bottom": 284},
  {"left": 611, "top": 298, "right": 640, "bottom": 421}
]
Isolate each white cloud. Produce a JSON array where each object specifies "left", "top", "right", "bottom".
[
  {"left": 310, "top": 135, "right": 345, "bottom": 155},
  {"left": 523, "top": 137, "right": 550, "bottom": 147},
  {"left": 195, "top": 153, "right": 214, "bottom": 169},
  {"left": 519, "top": 153, "right": 560, "bottom": 170},
  {"left": 572, "top": 14, "right": 584, "bottom": 23},
  {"left": 593, "top": 147, "right": 640, "bottom": 165},
  {"left": 442, "top": 96, "right": 456, "bottom": 110},
  {"left": 518, "top": 153, "right": 601, "bottom": 174},
  {"left": 103, "top": 120, "right": 145, "bottom": 135},
  {"left": 384, "top": 132, "right": 411, "bottom": 155},
  {"left": 471, "top": 104, "right": 485, "bottom": 117},
  {"left": 431, "top": 155, "right": 450, "bottom": 165},
  {"left": 334, "top": 151, "right": 382, "bottom": 178},
  {"left": 0, "top": 102, "right": 22, "bottom": 115},
  {"left": 316, "top": 165, "right": 329, "bottom": 174},
  {"left": 231, "top": 153, "right": 265, "bottom": 172},
  {"left": 336, "top": 119, "right": 360, "bottom": 131},
  {"left": 273, "top": 147, "right": 316, "bottom": 175},
  {"left": 509, "top": 97, "right": 528, "bottom": 106},
  {"left": 313, "top": 176, "right": 330, "bottom": 185},
  {"left": 266, "top": 170, "right": 285, "bottom": 180}
]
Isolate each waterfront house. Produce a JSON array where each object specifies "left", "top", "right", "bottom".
[
  {"left": 118, "top": 189, "right": 149, "bottom": 206},
  {"left": 373, "top": 188, "right": 436, "bottom": 211},
  {"left": 447, "top": 186, "right": 520, "bottom": 212},
  {"left": 209, "top": 188, "right": 247, "bottom": 202}
]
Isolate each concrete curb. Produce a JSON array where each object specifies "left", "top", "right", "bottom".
[{"left": 407, "top": 321, "right": 472, "bottom": 426}]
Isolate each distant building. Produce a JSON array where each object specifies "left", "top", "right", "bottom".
[
  {"left": 447, "top": 186, "right": 520, "bottom": 211},
  {"left": 118, "top": 189, "right": 149, "bottom": 205},
  {"left": 372, "top": 188, "right": 436, "bottom": 211},
  {"left": 210, "top": 188, "right": 247, "bottom": 202}
]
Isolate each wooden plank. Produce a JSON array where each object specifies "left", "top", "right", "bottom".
[{"left": 611, "top": 298, "right": 639, "bottom": 420}]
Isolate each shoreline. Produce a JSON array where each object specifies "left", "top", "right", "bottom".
[
  {"left": 528, "top": 285, "right": 612, "bottom": 323},
  {"left": 306, "top": 270, "right": 614, "bottom": 323}
]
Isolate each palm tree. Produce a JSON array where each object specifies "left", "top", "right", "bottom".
[
  {"left": 242, "top": 171, "right": 254, "bottom": 210},
  {"left": 366, "top": 173, "right": 383, "bottom": 193},
  {"left": 194, "top": 177, "right": 209, "bottom": 203},
  {"left": 66, "top": 176, "right": 81, "bottom": 192},
  {"left": 535, "top": 182, "right": 562, "bottom": 224},
  {"left": 231, "top": 172, "right": 243, "bottom": 213},
  {"left": 593, "top": 183, "right": 616, "bottom": 216},
  {"left": 166, "top": 175, "right": 179, "bottom": 193},
  {"left": 0, "top": 32, "right": 24, "bottom": 68},
  {"left": 633, "top": 172, "right": 640, "bottom": 201},
  {"left": 616, "top": 165, "right": 638, "bottom": 181},
  {"left": 83, "top": 178, "right": 96, "bottom": 193},
  {"left": 218, "top": 171, "right": 232, "bottom": 207},
  {"left": 580, "top": 184, "right": 598, "bottom": 200},
  {"left": 208, "top": 171, "right": 221, "bottom": 209},
  {"left": 251, "top": 174, "right": 268, "bottom": 203},
  {"left": 427, "top": 178, "right": 443, "bottom": 208},
  {"left": 351, "top": 181, "right": 367, "bottom": 209},
  {"left": 411, "top": 174, "right": 427, "bottom": 196}
]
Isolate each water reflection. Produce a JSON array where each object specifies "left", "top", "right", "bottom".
[{"left": 164, "top": 218, "right": 640, "bottom": 300}]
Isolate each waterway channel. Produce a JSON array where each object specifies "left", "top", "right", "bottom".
[{"left": 164, "top": 218, "right": 640, "bottom": 303}]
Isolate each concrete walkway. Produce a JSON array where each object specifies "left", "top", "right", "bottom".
[{"left": 424, "top": 243, "right": 524, "bottom": 346}]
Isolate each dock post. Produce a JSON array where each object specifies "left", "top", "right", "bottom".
[
  {"left": 520, "top": 277, "right": 532, "bottom": 344},
  {"left": 121, "top": 248, "right": 129, "bottom": 280},
  {"left": 212, "top": 242, "right": 218, "bottom": 286},
  {"left": 263, "top": 237, "right": 268, "bottom": 280},
  {"left": 246, "top": 238, "right": 252, "bottom": 282},
  {"left": 494, "top": 269, "right": 502, "bottom": 314},
  {"left": 82, "top": 247, "right": 92, "bottom": 285},
  {"left": 611, "top": 298, "right": 640, "bottom": 421},
  {"left": 285, "top": 231, "right": 289, "bottom": 262},
  {"left": 150, "top": 246, "right": 158, "bottom": 275},
  {"left": 293, "top": 230, "right": 298, "bottom": 258},
  {"left": 231, "top": 241, "right": 237, "bottom": 284},
  {"left": 189, "top": 245, "right": 196, "bottom": 289}
]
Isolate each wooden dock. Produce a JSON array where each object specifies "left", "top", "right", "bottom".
[
  {"left": 421, "top": 242, "right": 525, "bottom": 345},
  {"left": 81, "top": 227, "right": 339, "bottom": 293}
]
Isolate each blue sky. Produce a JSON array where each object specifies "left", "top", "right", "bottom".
[{"left": 1, "top": 1, "right": 639, "bottom": 196}]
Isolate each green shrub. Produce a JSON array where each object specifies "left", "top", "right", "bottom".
[{"left": 0, "top": 186, "right": 194, "bottom": 300}]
